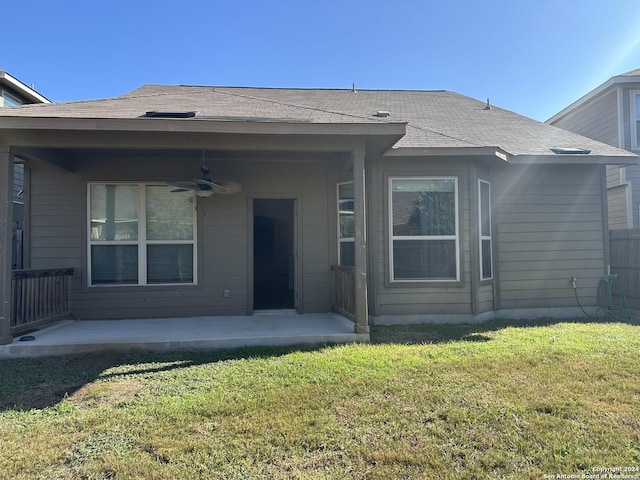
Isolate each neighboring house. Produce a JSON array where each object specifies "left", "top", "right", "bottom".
[
  {"left": 547, "top": 69, "right": 640, "bottom": 229},
  {"left": 0, "top": 71, "right": 50, "bottom": 268},
  {"left": 0, "top": 84, "right": 636, "bottom": 344}
]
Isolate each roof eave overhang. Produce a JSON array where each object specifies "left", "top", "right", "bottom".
[
  {"left": 385, "top": 146, "right": 638, "bottom": 166},
  {"left": 385, "top": 146, "right": 510, "bottom": 161},
  {"left": 0, "top": 72, "right": 51, "bottom": 104},
  {"left": 0, "top": 116, "right": 406, "bottom": 136},
  {"left": 547, "top": 74, "right": 640, "bottom": 124},
  {"left": 0, "top": 116, "right": 407, "bottom": 156},
  {"left": 508, "top": 153, "right": 639, "bottom": 166}
]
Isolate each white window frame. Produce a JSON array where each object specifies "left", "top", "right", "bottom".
[
  {"left": 631, "top": 90, "right": 640, "bottom": 150},
  {"left": 87, "top": 182, "right": 197, "bottom": 287},
  {"left": 337, "top": 181, "right": 355, "bottom": 266},
  {"left": 478, "top": 179, "right": 493, "bottom": 280},
  {"left": 389, "top": 176, "right": 460, "bottom": 282}
]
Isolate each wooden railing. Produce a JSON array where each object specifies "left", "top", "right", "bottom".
[
  {"left": 11, "top": 268, "right": 74, "bottom": 335},
  {"left": 331, "top": 265, "right": 355, "bottom": 321}
]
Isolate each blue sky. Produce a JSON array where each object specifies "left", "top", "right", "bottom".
[{"left": 4, "top": 0, "right": 640, "bottom": 121}]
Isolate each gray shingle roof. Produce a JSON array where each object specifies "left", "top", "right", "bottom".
[{"left": 0, "top": 84, "right": 634, "bottom": 158}]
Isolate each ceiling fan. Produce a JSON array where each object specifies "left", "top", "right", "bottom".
[{"left": 167, "top": 157, "right": 242, "bottom": 198}]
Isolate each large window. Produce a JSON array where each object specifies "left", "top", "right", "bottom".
[
  {"left": 88, "top": 184, "right": 196, "bottom": 286},
  {"left": 337, "top": 182, "right": 355, "bottom": 266},
  {"left": 479, "top": 179, "right": 492, "bottom": 280},
  {"left": 389, "top": 177, "right": 459, "bottom": 281}
]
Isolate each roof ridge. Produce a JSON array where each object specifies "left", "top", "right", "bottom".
[{"left": 179, "top": 84, "right": 448, "bottom": 93}]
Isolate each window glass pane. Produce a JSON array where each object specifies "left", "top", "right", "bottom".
[
  {"left": 90, "top": 184, "right": 138, "bottom": 241},
  {"left": 146, "top": 186, "right": 193, "bottom": 240},
  {"left": 340, "top": 241, "right": 355, "bottom": 267},
  {"left": 3, "top": 92, "right": 21, "bottom": 107},
  {"left": 339, "top": 212, "right": 354, "bottom": 238},
  {"left": 147, "top": 245, "right": 194, "bottom": 283},
  {"left": 338, "top": 183, "right": 354, "bottom": 211},
  {"left": 481, "top": 239, "right": 492, "bottom": 279},
  {"left": 393, "top": 239, "right": 456, "bottom": 279},
  {"left": 392, "top": 179, "right": 456, "bottom": 236},
  {"left": 91, "top": 245, "right": 138, "bottom": 284},
  {"left": 480, "top": 181, "right": 491, "bottom": 236}
]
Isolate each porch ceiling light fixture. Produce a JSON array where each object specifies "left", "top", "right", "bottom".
[{"left": 195, "top": 189, "right": 214, "bottom": 198}]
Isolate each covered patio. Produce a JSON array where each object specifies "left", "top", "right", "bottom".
[{"left": 0, "top": 312, "right": 367, "bottom": 358}]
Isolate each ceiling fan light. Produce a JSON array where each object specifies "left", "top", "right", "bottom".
[{"left": 195, "top": 189, "right": 214, "bottom": 198}]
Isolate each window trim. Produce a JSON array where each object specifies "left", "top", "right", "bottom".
[
  {"left": 631, "top": 90, "right": 640, "bottom": 150},
  {"left": 388, "top": 176, "right": 460, "bottom": 283},
  {"left": 87, "top": 182, "right": 197, "bottom": 287},
  {"left": 478, "top": 179, "right": 493, "bottom": 281},
  {"left": 337, "top": 181, "right": 355, "bottom": 266}
]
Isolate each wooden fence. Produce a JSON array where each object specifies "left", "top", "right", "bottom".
[
  {"left": 609, "top": 229, "right": 640, "bottom": 309},
  {"left": 331, "top": 265, "right": 355, "bottom": 321},
  {"left": 11, "top": 268, "right": 74, "bottom": 335}
]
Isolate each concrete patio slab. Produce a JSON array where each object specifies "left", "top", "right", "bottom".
[{"left": 0, "top": 313, "right": 368, "bottom": 358}]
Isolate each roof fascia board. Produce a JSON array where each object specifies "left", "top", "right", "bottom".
[
  {"left": 509, "top": 153, "right": 638, "bottom": 166},
  {"left": 0, "top": 116, "right": 407, "bottom": 137},
  {"left": 385, "top": 146, "right": 509, "bottom": 161},
  {"left": 0, "top": 72, "right": 51, "bottom": 104},
  {"left": 547, "top": 75, "right": 640, "bottom": 124},
  {"left": 1, "top": 128, "right": 401, "bottom": 154}
]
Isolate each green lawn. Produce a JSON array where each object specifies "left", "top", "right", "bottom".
[{"left": 1, "top": 319, "right": 639, "bottom": 479}]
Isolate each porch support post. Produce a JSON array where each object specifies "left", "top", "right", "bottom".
[
  {"left": 0, "top": 148, "right": 14, "bottom": 344},
  {"left": 353, "top": 149, "right": 369, "bottom": 333}
]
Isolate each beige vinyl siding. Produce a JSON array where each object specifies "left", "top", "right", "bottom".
[
  {"left": 548, "top": 89, "right": 632, "bottom": 227},
  {"left": 621, "top": 86, "right": 640, "bottom": 151},
  {"left": 478, "top": 284, "right": 494, "bottom": 313},
  {"left": 621, "top": 85, "right": 640, "bottom": 227},
  {"left": 29, "top": 168, "right": 84, "bottom": 270},
  {"left": 494, "top": 164, "right": 606, "bottom": 309},
  {"left": 624, "top": 164, "right": 640, "bottom": 227},
  {"left": 608, "top": 184, "right": 631, "bottom": 229},
  {"left": 550, "top": 89, "right": 620, "bottom": 147},
  {"left": 29, "top": 155, "right": 333, "bottom": 320},
  {"left": 370, "top": 157, "right": 472, "bottom": 317}
]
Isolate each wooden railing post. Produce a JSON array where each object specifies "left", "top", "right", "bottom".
[{"left": 0, "top": 148, "right": 14, "bottom": 345}]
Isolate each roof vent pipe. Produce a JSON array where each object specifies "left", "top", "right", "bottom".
[
  {"left": 484, "top": 98, "right": 492, "bottom": 110},
  {"left": 352, "top": 83, "right": 357, "bottom": 93}
]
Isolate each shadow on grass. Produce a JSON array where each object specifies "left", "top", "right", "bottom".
[{"left": 0, "top": 344, "right": 325, "bottom": 412}]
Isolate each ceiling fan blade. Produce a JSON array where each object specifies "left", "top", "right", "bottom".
[
  {"left": 195, "top": 179, "right": 242, "bottom": 194},
  {"left": 167, "top": 181, "right": 198, "bottom": 190}
]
